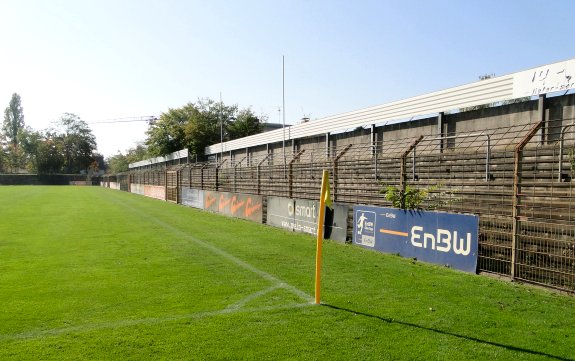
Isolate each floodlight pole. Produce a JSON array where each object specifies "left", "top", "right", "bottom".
[
  {"left": 220, "top": 92, "right": 223, "bottom": 164},
  {"left": 282, "top": 55, "right": 286, "bottom": 178}
]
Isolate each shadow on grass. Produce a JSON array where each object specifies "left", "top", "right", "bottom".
[{"left": 322, "top": 304, "right": 572, "bottom": 361}]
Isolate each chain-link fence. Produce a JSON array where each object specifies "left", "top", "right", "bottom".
[{"left": 104, "top": 114, "right": 575, "bottom": 292}]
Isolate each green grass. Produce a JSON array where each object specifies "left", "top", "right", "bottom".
[{"left": 0, "top": 186, "right": 574, "bottom": 360}]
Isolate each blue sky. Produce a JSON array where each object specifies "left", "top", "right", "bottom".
[{"left": 1, "top": 0, "right": 574, "bottom": 157}]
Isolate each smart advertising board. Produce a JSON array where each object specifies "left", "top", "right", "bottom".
[
  {"left": 353, "top": 206, "right": 478, "bottom": 273},
  {"left": 267, "top": 196, "right": 348, "bottom": 241}
]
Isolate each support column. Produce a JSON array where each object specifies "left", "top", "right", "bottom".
[
  {"left": 370, "top": 124, "right": 377, "bottom": 157},
  {"left": 438, "top": 112, "right": 445, "bottom": 153},
  {"left": 537, "top": 94, "right": 547, "bottom": 144}
]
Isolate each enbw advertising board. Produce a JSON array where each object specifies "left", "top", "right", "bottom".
[{"left": 353, "top": 206, "right": 478, "bottom": 273}]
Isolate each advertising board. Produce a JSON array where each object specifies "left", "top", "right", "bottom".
[
  {"left": 181, "top": 188, "right": 204, "bottom": 209},
  {"left": 267, "top": 196, "right": 348, "bottom": 241},
  {"left": 353, "top": 206, "right": 478, "bottom": 273},
  {"left": 109, "top": 182, "right": 121, "bottom": 190},
  {"left": 130, "top": 183, "right": 144, "bottom": 195},
  {"left": 144, "top": 185, "right": 166, "bottom": 200},
  {"left": 201, "top": 191, "right": 263, "bottom": 223},
  {"left": 203, "top": 190, "right": 219, "bottom": 212},
  {"left": 513, "top": 58, "right": 575, "bottom": 98}
]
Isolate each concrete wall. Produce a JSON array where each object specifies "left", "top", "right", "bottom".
[
  {"left": 209, "top": 93, "right": 575, "bottom": 167},
  {"left": 0, "top": 174, "right": 95, "bottom": 185}
]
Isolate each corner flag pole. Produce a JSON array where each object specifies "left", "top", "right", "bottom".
[{"left": 315, "top": 169, "right": 331, "bottom": 305}]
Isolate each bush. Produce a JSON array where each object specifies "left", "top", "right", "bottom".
[{"left": 380, "top": 183, "right": 458, "bottom": 210}]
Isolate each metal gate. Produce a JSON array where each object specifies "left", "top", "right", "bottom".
[{"left": 166, "top": 170, "right": 179, "bottom": 203}]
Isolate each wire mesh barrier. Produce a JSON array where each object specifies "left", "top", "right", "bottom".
[{"left": 103, "top": 117, "right": 575, "bottom": 293}]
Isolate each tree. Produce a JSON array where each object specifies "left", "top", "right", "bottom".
[
  {"left": 3, "top": 93, "right": 24, "bottom": 147},
  {"left": 125, "top": 143, "right": 149, "bottom": 164},
  {"left": 145, "top": 106, "right": 190, "bottom": 156},
  {"left": 4, "top": 144, "right": 26, "bottom": 173},
  {"left": 227, "top": 108, "right": 265, "bottom": 140},
  {"left": 19, "top": 127, "right": 42, "bottom": 172},
  {"left": 145, "top": 98, "right": 265, "bottom": 159},
  {"left": 35, "top": 134, "right": 65, "bottom": 174},
  {"left": 183, "top": 99, "right": 237, "bottom": 157},
  {"left": 89, "top": 152, "right": 106, "bottom": 177},
  {"left": 106, "top": 143, "right": 149, "bottom": 174},
  {"left": 0, "top": 132, "right": 7, "bottom": 172},
  {"left": 50, "top": 113, "right": 97, "bottom": 173},
  {"left": 106, "top": 153, "right": 130, "bottom": 174}
]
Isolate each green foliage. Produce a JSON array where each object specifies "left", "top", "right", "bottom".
[
  {"left": 145, "top": 98, "right": 265, "bottom": 158},
  {"left": 381, "top": 183, "right": 457, "bottom": 210},
  {"left": 227, "top": 108, "right": 265, "bottom": 140},
  {"left": 2, "top": 93, "right": 25, "bottom": 147},
  {"left": 381, "top": 184, "right": 428, "bottom": 210},
  {"left": 1, "top": 94, "right": 99, "bottom": 174},
  {"left": 9, "top": 113, "right": 99, "bottom": 174},
  {"left": 35, "top": 137, "right": 65, "bottom": 173},
  {"left": 106, "top": 153, "right": 130, "bottom": 173},
  {"left": 3, "top": 143, "right": 26, "bottom": 173},
  {"left": 1, "top": 186, "right": 574, "bottom": 360},
  {"left": 106, "top": 143, "right": 149, "bottom": 174},
  {"left": 1, "top": 93, "right": 27, "bottom": 172},
  {"left": 49, "top": 113, "right": 97, "bottom": 173},
  {"left": 182, "top": 99, "right": 237, "bottom": 157},
  {"left": 145, "top": 106, "right": 190, "bottom": 156}
]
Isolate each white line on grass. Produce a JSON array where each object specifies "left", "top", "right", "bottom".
[
  {"left": 0, "top": 303, "right": 312, "bottom": 341},
  {"left": 109, "top": 194, "right": 313, "bottom": 304},
  {"left": 225, "top": 284, "right": 283, "bottom": 311},
  {"left": 0, "top": 190, "right": 316, "bottom": 342}
]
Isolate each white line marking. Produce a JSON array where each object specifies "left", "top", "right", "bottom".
[
  {"left": 225, "top": 284, "right": 283, "bottom": 311},
  {"left": 0, "top": 303, "right": 312, "bottom": 341},
  {"left": 111, "top": 194, "right": 313, "bottom": 303},
  {"left": 0, "top": 192, "right": 317, "bottom": 341}
]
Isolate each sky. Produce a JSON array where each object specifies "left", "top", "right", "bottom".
[{"left": 1, "top": 0, "right": 574, "bottom": 157}]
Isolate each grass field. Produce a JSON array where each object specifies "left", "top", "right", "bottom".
[{"left": 0, "top": 186, "right": 574, "bottom": 360}]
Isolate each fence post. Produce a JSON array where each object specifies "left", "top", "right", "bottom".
[
  {"left": 164, "top": 170, "right": 168, "bottom": 202},
  {"left": 288, "top": 150, "right": 305, "bottom": 198},
  {"left": 233, "top": 156, "right": 246, "bottom": 193},
  {"left": 333, "top": 145, "right": 352, "bottom": 202},
  {"left": 400, "top": 136, "right": 424, "bottom": 207},
  {"left": 200, "top": 163, "right": 209, "bottom": 190},
  {"left": 216, "top": 160, "right": 227, "bottom": 191},
  {"left": 257, "top": 154, "right": 272, "bottom": 195},
  {"left": 511, "top": 120, "right": 544, "bottom": 279}
]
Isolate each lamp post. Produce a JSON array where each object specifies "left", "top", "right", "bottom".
[
  {"left": 282, "top": 55, "right": 286, "bottom": 177},
  {"left": 220, "top": 93, "right": 223, "bottom": 164}
]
